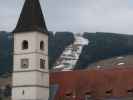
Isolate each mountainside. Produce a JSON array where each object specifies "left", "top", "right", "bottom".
[
  {"left": 87, "top": 55, "right": 133, "bottom": 69},
  {"left": 1, "top": 31, "right": 133, "bottom": 73},
  {"left": 53, "top": 34, "right": 88, "bottom": 71},
  {"left": 75, "top": 32, "right": 133, "bottom": 69},
  {"left": 48, "top": 32, "right": 75, "bottom": 68},
  {"left": 0, "top": 31, "right": 12, "bottom": 75}
]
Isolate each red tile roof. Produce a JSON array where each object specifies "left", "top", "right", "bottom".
[{"left": 50, "top": 67, "right": 133, "bottom": 100}]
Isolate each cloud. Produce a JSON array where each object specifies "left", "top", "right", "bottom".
[{"left": 0, "top": 0, "right": 133, "bottom": 34}]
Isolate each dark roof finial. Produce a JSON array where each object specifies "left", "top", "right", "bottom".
[{"left": 13, "top": 0, "right": 48, "bottom": 34}]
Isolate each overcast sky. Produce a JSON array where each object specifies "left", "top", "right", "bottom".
[{"left": 0, "top": 0, "right": 133, "bottom": 34}]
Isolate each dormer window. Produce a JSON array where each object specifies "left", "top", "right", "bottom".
[
  {"left": 106, "top": 89, "right": 112, "bottom": 96},
  {"left": 22, "top": 40, "right": 28, "bottom": 50},
  {"left": 65, "top": 92, "right": 73, "bottom": 99},
  {"left": 85, "top": 92, "right": 92, "bottom": 100},
  {"left": 127, "top": 89, "right": 133, "bottom": 95},
  {"left": 40, "top": 41, "right": 44, "bottom": 50}
]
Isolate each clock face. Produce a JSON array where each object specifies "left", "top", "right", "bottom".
[{"left": 21, "top": 59, "right": 29, "bottom": 68}]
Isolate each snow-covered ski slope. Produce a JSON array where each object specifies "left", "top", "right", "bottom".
[{"left": 53, "top": 34, "right": 89, "bottom": 71}]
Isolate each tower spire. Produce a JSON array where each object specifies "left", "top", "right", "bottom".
[{"left": 13, "top": 0, "right": 48, "bottom": 34}]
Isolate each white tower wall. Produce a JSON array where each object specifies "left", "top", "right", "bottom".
[{"left": 12, "top": 32, "right": 49, "bottom": 100}]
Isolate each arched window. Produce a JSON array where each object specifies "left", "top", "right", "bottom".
[
  {"left": 40, "top": 41, "right": 44, "bottom": 50},
  {"left": 22, "top": 40, "right": 28, "bottom": 50}
]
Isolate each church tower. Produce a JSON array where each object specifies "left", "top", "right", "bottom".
[{"left": 12, "top": 0, "right": 49, "bottom": 100}]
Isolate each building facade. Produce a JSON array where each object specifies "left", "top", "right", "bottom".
[{"left": 12, "top": 0, "right": 49, "bottom": 100}]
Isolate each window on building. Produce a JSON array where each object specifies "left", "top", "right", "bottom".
[
  {"left": 22, "top": 90, "right": 25, "bottom": 95},
  {"left": 22, "top": 40, "right": 28, "bottom": 50},
  {"left": 40, "top": 41, "right": 44, "bottom": 50},
  {"left": 4, "top": 84, "right": 11, "bottom": 97},
  {"left": 106, "top": 89, "right": 112, "bottom": 96},
  {"left": 85, "top": 92, "right": 92, "bottom": 100},
  {"left": 127, "top": 89, "right": 133, "bottom": 95},
  {"left": 40, "top": 59, "right": 45, "bottom": 69},
  {"left": 65, "top": 92, "right": 73, "bottom": 99},
  {"left": 65, "top": 92, "right": 72, "bottom": 97},
  {"left": 21, "top": 59, "right": 29, "bottom": 68}
]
